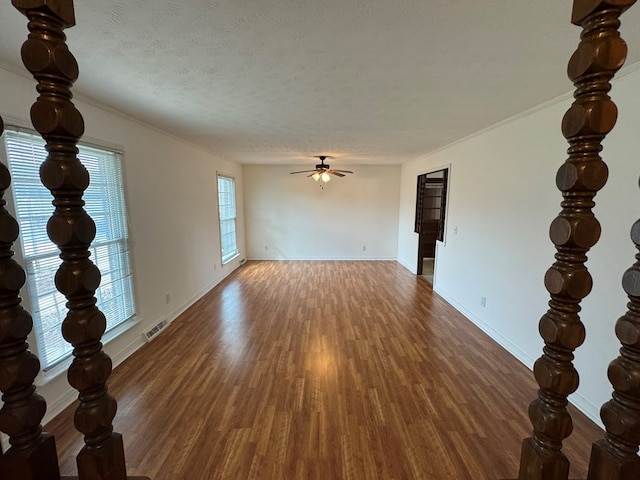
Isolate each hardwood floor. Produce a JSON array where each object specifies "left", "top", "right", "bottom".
[{"left": 45, "top": 261, "right": 603, "bottom": 479}]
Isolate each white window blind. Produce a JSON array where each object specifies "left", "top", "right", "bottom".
[
  {"left": 3, "top": 129, "right": 136, "bottom": 370},
  {"left": 217, "top": 175, "right": 238, "bottom": 264}
]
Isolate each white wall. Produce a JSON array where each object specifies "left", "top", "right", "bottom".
[
  {"left": 398, "top": 69, "right": 640, "bottom": 426},
  {"left": 0, "top": 67, "right": 246, "bottom": 423},
  {"left": 244, "top": 164, "right": 400, "bottom": 260}
]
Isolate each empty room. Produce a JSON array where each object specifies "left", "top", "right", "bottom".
[{"left": 0, "top": 1, "right": 639, "bottom": 479}]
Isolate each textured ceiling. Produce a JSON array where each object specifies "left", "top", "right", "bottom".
[{"left": 0, "top": 1, "right": 640, "bottom": 166}]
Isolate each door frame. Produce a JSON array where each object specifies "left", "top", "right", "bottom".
[{"left": 415, "top": 165, "right": 451, "bottom": 278}]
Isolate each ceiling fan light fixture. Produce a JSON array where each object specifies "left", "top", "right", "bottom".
[{"left": 289, "top": 155, "right": 353, "bottom": 183}]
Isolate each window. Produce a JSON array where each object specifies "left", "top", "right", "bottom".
[
  {"left": 2, "top": 129, "right": 136, "bottom": 370},
  {"left": 217, "top": 174, "right": 238, "bottom": 264}
]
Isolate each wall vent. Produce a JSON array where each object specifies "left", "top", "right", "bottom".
[
  {"left": 240, "top": 258, "right": 247, "bottom": 266},
  {"left": 144, "top": 318, "right": 169, "bottom": 342}
]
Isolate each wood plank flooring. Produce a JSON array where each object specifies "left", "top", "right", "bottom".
[{"left": 45, "top": 261, "right": 604, "bottom": 479}]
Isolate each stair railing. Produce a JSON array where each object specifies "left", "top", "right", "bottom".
[
  {"left": 0, "top": 1, "right": 149, "bottom": 479},
  {"left": 518, "top": 1, "right": 639, "bottom": 479}
]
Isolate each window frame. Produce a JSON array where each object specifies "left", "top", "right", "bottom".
[
  {"left": 1, "top": 127, "right": 137, "bottom": 374},
  {"left": 216, "top": 173, "right": 239, "bottom": 265}
]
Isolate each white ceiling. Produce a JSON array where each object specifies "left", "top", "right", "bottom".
[{"left": 1, "top": 1, "right": 639, "bottom": 166}]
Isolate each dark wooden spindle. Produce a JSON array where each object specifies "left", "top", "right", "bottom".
[
  {"left": 518, "top": 1, "right": 635, "bottom": 479},
  {"left": 587, "top": 228, "right": 640, "bottom": 477},
  {"left": 0, "top": 116, "right": 61, "bottom": 480},
  {"left": 10, "top": 1, "right": 128, "bottom": 478}
]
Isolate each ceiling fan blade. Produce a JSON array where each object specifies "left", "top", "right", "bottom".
[
  {"left": 290, "top": 170, "right": 316, "bottom": 174},
  {"left": 332, "top": 169, "right": 354, "bottom": 174},
  {"left": 329, "top": 171, "right": 345, "bottom": 177}
]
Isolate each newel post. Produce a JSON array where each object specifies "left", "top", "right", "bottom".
[
  {"left": 518, "top": 1, "right": 635, "bottom": 479},
  {"left": 587, "top": 200, "right": 640, "bottom": 477},
  {"left": 587, "top": 223, "right": 640, "bottom": 476},
  {"left": 10, "top": 1, "right": 128, "bottom": 478},
  {"left": 0, "top": 116, "right": 61, "bottom": 479}
]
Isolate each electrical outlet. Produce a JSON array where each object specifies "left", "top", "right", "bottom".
[
  {"left": 265, "top": 245, "right": 268, "bottom": 251},
  {"left": 362, "top": 245, "right": 367, "bottom": 252},
  {"left": 453, "top": 225, "right": 458, "bottom": 235},
  {"left": 165, "top": 293, "right": 171, "bottom": 304},
  {"left": 480, "top": 296, "right": 486, "bottom": 307}
]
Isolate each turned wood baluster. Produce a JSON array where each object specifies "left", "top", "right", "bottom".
[
  {"left": 11, "top": 1, "right": 128, "bottom": 479},
  {"left": 0, "top": 117, "right": 61, "bottom": 480},
  {"left": 518, "top": 1, "right": 635, "bottom": 479},
  {"left": 587, "top": 232, "right": 640, "bottom": 477}
]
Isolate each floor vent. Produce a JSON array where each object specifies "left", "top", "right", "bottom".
[{"left": 144, "top": 318, "right": 169, "bottom": 342}]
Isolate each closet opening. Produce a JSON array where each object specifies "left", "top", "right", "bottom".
[{"left": 415, "top": 168, "right": 449, "bottom": 283}]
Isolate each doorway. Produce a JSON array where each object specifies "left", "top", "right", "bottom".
[{"left": 415, "top": 168, "right": 449, "bottom": 282}]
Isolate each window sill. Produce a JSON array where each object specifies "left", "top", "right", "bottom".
[
  {"left": 222, "top": 252, "right": 240, "bottom": 265},
  {"left": 35, "top": 316, "right": 141, "bottom": 386}
]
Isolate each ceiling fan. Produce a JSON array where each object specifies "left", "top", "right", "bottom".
[{"left": 290, "top": 156, "right": 354, "bottom": 183}]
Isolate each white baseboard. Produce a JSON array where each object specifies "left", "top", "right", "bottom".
[
  {"left": 165, "top": 263, "right": 241, "bottom": 324},
  {"left": 166, "top": 280, "right": 216, "bottom": 324},
  {"left": 110, "top": 333, "right": 147, "bottom": 370},
  {"left": 568, "top": 392, "right": 603, "bottom": 429},
  {"left": 246, "top": 256, "right": 397, "bottom": 261},
  {"left": 42, "top": 389, "right": 78, "bottom": 427},
  {"left": 39, "top": 264, "right": 240, "bottom": 427},
  {"left": 397, "top": 257, "right": 416, "bottom": 274},
  {"left": 41, "top": 331, "right": 145, "bottom": 426},
  {"left": 434, "top": 286, "right": 536, "bottom": 369},
  {"left": 433, "top": 285, "right": 604, "bottom": 429}
]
